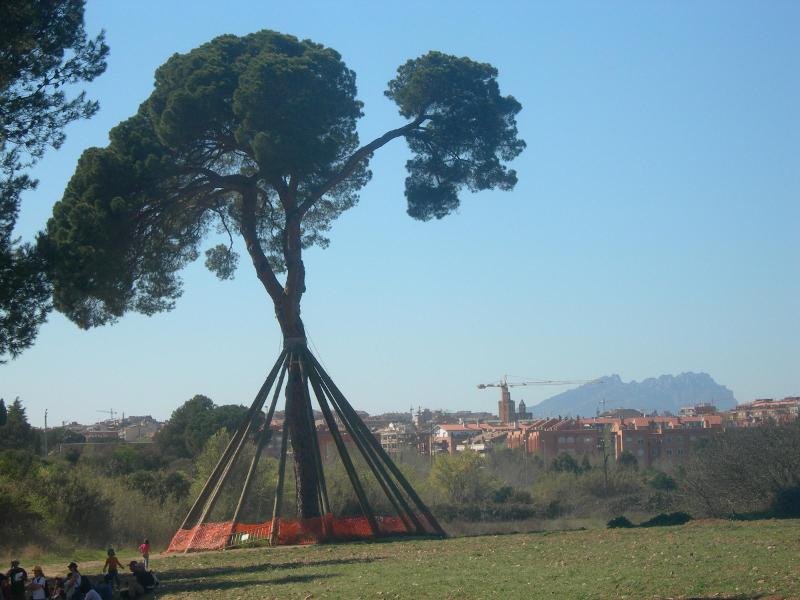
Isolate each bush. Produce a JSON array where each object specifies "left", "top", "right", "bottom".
[
  {"left": 429, "top": 451, "right": 496, "bottom": 505},
  {"left": 550, "top": 453, "right": 581, "bottom": 474},
  {"left": 771, "top": 486, "right": 800, "bottom": 518},
  {"left": 491, "top": 486, "right": 514, "bottom": 503},
  {"left": 0, "top": 479, "right": 41, "bottom": 546},
  {"left": 639, "top": 512, "right": 692, "bottom": 527},
  {"left": 97, "top": 477, "right": 188, "bottom": 548},
  {"left": 648, "top": 470, "right": 677, "bottom": 491},
  {"left": 607, "top": 515, "right": 634, "bottom": 528},
  {"left": 542, "top": 500, "right": 565, "bottom": 519},
  {"left": 39, "top": 466, "right": 114, "bottom": 543},
  {"left": 617, "top": 451, "right": 638, "bottom": 470}
]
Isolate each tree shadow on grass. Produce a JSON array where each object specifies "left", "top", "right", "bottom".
[
  {"left": 682, "top": 595, "right": 766, "bottom": 599},
  {"left": 161, "top": 556, "right": 382, "bottom": 580},
  {"left": 159, "top": 572, "right": 335, "bottom": 594}
]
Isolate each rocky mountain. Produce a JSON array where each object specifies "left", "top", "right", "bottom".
[{"left": 528, "top": 372, "right": 736, "bottom": 418}]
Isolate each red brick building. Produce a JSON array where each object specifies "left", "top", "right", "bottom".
[{"left": 507, "top": 415, "right": 722, "bottom": 467}]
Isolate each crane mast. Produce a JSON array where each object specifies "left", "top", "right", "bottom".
[{"left": 477, "top": 376, "right": 603, "bottom": 424}]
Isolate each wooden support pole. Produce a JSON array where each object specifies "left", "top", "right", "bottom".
[
  {"left": 195, "top": 404, "right": 258, "bottom": 527},
  {"left": 308, "top": 359, "right": 419, "bottom": 533},
  {"left": 302, "top": 354, "right": 379, "bottom": 537},
  {"left": 299, "top": 355, "right": 331, "bottom": 518},
  {"left": 180, "top": 349, "right": 287, "bottom": 530},
  {"left": 231, "top": 356, "right": 289, "bottom": 526},
  {"left": 269, "top": 414, "right": 291, "bottom": 546},
  {"left": 306, "top": 351, "right": 446, "bottom": 537}
]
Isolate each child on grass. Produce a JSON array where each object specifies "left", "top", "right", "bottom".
[
  {"left": 102, "top": 549, "right": 123, "bottom": 589},
  {"left": 137, "top": 539, "right": 150, "bottom": 570}
]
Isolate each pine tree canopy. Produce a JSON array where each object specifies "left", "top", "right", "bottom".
[
  {"left": 43, "top": 30, "right": 524, "bottom": 329},
  {"left": 1, "top": 0, "right": 108, "bottom": 360}
]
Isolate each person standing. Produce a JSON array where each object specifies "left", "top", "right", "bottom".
[
  {"left": 101, "top": 549, "right": 122, "bottom": 589},
  {"left": 137, "top": 539, "right": 150, "bottom": 570},
  {"left": 6, "top": 560, "right": 26, "bottom": 600},
  {"left": 27, "top": 566, "right": 47, "bottom": 600}
]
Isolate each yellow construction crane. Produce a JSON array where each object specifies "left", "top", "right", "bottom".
[
  {"left": 477, "top": 376, "right": 603, "bottom": 391},
  {"left": 97, "top": 408, "right": 117, "bottom": 421},
  {"left": 477, "top": 376, "right": 603, "bottom": 422}
]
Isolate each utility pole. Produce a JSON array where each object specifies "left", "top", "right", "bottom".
[
  {"left": 597, "top": 428, "right": 611, "bottom": 497},
  {"left": 43, "top": 409, "right": 48, "bottom": 457}
]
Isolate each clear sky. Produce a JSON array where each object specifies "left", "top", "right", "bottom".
[{"left": 3, "top": 1, "right": 799, "bottom": 427}]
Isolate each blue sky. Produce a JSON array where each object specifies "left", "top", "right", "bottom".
[{"left": 4, "top": 1, "right": 798, "bottom": 427}]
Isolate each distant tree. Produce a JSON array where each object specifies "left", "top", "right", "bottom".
[
  {"left": 550, "top": 452, "right": 582, "bottom": 475},
  {"left": 190, "top": 428, "right": 232, "bottom": 500},
  {"left": 0, "top": 397, "right": 34, "bottom": 450},
  {"left": 681, "top": 423, "right": 800, "bottom": 517},
  {"left": 491, "top": 485, "right": 514, "bottom": 503},
  {"left": 617, "top": 451, "right": 639, "bottom": 470},
  {"left": 154, "top": 395, "right": 214, "bottom": 458},
  {"left": 580, "top": 454, "right": 592, "bottom": 472},
  {"left": 43, "top": 30, "right": 524, "bottom": 516},
  {"left": 155, "top": 394, "right": 249, "bottom": 459},
  {"left": 125, "top": 470, "right": 190, "bottom": 505},
  {"left": 36, "top": 425, "right": 84, "bottom": 453},
  {"left": 486, "top": 447, "right": 541, "bottom": 488},
  {"left": 648, "top": 470, "right": 677, "bottom": 491},
  {"left": 0, "top": 0, "right": 108, "bottom": 361},
  {"left": 430, "top": 450, "right": 496, "bottom": 505},
  {"left": 0, "top": 398, "right": 7, "bottom": 426}
]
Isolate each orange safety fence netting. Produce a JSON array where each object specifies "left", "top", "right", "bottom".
[
  {"left": 167, "top": 513, "right": 435, "bottom": 552},
  {"left": 167, "top": 521, "right": 235, "bottom": 552}
]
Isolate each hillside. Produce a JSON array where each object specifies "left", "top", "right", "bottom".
[
  {"left": 29, "top": 519, "right": 800, "bottom": 599},
  {"left": 529, "top": 372, "right": 736, "bottom": 417}
]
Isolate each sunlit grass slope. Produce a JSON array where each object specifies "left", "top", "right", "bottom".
[{"left": 46, "top": 519, "right": 800, "bottom": 599}]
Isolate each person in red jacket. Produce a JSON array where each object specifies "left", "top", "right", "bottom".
[{"left": 137, "top": 540, "right": 150, "bottom": 570}]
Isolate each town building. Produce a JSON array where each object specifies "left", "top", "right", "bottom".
[
  {"left": 679, "top": 404, "right": 718, "bottom": 417},
  {"left": 377, "top": 422, "right": 416, "bottom": 454},
  {"left": 120, "top": 417, "right": 162, "bottom": 441},
  {"left": 517, "top": 399, "right": 530, "bottom": 420},
  {"left": 498, "top": 386, "right": 516, "bottom": 424},
  {"left": 725, "top": 397, "right": 800, "bottom": 427}
]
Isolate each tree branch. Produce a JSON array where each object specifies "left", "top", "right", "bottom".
[
  {"left": 177, "top": 166, "right": 253, "bottom": 191},
  {"left": 297, "top": 113, "right": 428, "bottom": 216},
  {"left": 240, "top": 188, "right": 284, "bottom": 303}
]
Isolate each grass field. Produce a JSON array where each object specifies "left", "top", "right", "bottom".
[{"left": 30, "top": 518, "right": 800, "bottom": 599}]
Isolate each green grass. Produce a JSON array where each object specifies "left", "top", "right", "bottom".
[{"left": 29, "top": 519, "right": 800, "bottom": 599}]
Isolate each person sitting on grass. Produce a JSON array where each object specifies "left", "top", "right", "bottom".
[
  {"left": 63, "top": 573, "right": 78, "bottom": 600},
  {"left": 80, "top": 588, "right": 102, "bottom": 600},
  {"left": 65, "top": 563, "right": 92, "bottom": 600},
  {"left": 6, "top": 560, "right": 27, "bottom": 600},
  {"left": 101, "top": 549, "right": 123, "bottom": 589},
  {"left": 48, "top": 577, "right": 66, "bottom": 600},
  {"left": 120, "top": 562, "right": 157, "bottom": 599},
  {"left": 27, "top": 566, "right": 48, "bottom": 600}
]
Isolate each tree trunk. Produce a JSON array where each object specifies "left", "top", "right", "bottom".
[
  {"left": 280, "top": 317, "right": 322, "bottom": 519},
  {"left": 239, "top": 188, "right": 319, "bottom": 518}
]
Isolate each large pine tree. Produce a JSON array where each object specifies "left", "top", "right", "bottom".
[{"left": 44, "top": 30, "right": 524, "bottom": 517}]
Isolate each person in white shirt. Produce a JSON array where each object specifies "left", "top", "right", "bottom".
[{"left": 28, "top": 566, "right": 47, "bottom": 600}]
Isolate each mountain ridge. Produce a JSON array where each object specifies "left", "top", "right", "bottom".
[{"left": 527, "top": 372, "right": 736, "bottom": 417}]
